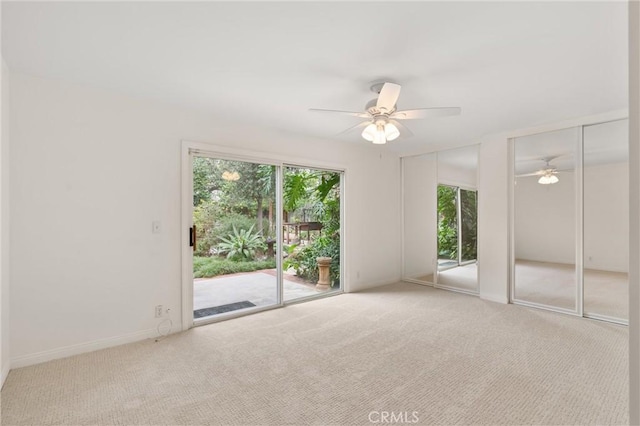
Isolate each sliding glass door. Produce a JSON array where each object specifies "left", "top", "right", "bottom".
[
  {"left": 282, "top": 165, "right": 342, "bottom": 302},
  {"left": 184, "top": 147, "right": 345, "bottom": 326},
  {"left": 191, "top": 156, "right": 279, "bottom": 321}
]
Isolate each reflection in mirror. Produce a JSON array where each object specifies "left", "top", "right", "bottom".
[
  {"left": 436, "top": 145, "right": 479, "bottom": 293},
  {"left": 513, "top": 127, "right": 578, "bottom": 312},
  {"left": 402, "top": 153, "right": 437, "bottom": 284},
  {"left": 583, "top": 119, "right": 628, "bottom": 321}
]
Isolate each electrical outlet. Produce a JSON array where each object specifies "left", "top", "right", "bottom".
[{"left": 155, "top": 305, "right": 163, "bottom": 318}]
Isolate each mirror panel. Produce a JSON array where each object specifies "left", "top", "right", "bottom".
[
  {"left": 402, "top": 153, "right": 437, "bottom": 283},
  {"left": 436, "top": 145, "right": 479, "bottom": 292},
  {"left": 583, "top": 119, "right": 628, "bottom": 321},
  {"left": 513, "top": 127, "right": 578, "bottom": 311}
]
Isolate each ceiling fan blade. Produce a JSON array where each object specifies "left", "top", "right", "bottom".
[
  {"left": 516, "top": 171, "right": 545, "bottom": 177},
  {"left": 391, "top": 107, "right": 461, "bottom": 120},
  {"left": 376, "top": 83, "right": 401, "bottom": 111},
  {"left": 336, "top": 121, "right": 370, "bottom": 136},
  {"left": 309, "top": 108, "right": 370, "bottom": 118},
  {"left": 389, "top": 119, "right": 413, "bottom": 138}
]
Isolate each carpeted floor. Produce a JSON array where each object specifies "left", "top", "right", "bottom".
[
  {"left": 1, "top": 282, "right": 628, "bottom": 425},
  {"left": 515, "top": 260, "right": 628, "bottom": 319}
]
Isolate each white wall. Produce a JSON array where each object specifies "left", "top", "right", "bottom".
[
  {"left": 477, "top": 137, "right": 509, "bottom": 304},
  {"left": 402, "top": 154, "right": 437, "bottom": 280},
  {"left": 513, "top": 162, "right": 628, "bottom": 272},
  {"left": 1, "top": 58, "right": 10, "bottom": 386},
  {"left": 437, "top": 162, "right": 477, "bottom": 189},
  {"left": 584, "top": 162, "right": 629, "bottom": 272},
  {"left": 514, "top": 172, "right": 576, "bottom": 265},
  {"left": 9, "top": 73, "right": 401, "bottom": 367}
]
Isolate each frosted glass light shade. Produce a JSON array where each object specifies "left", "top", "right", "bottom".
[
  {"left": 362, "top": 122, "right": 398, "bottom": 144},
  {"left": 361, "top": 123, "right": 377, "bottom": 142},
  {"left": 538, "top": 174, "right": 559, "bottom": 185},
  {"left": 384, "top": 122, "right": 400, "bottom": 141}
]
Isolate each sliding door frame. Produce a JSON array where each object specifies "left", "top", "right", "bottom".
[{"left": 180, "top": 140, "right": 346, "bottom": 331}]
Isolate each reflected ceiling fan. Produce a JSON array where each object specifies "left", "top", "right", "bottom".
[
  {"left": 310, "top": 82, "right": 461, "bottom": 145},
  {"left": 516, "top": 157, "right": 563, "bottom": 185}
]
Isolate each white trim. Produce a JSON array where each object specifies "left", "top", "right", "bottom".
[
  {"left": 11, "top": 328, "right": 158, "bottom": 369},
  {"left": 433, "top": 283, "right": 479, "bottom": 297},
  {"left": 576, "top": 126, "right": 584, "bottom": 317},
  {"left": 402, "top": 278, "right": 435, "bottom": 287},
  {"left": 480, "top": 293, "right": 509, "bottom": 304},
  {"left": 506, "top": 110, "right": 628, "bottom": 140},
  {"left": 183, "top": 140, "right": 347, "bottom": 173},
  {"left": 1, "top": 360, "right": 10, "bottom": 389},
  {"left": 181, "top": 143, "right": 193, "bottom": 331}
]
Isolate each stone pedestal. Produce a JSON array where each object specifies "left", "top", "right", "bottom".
[{"left": 316, "top": 257, "right": 332, "bottom": 291}]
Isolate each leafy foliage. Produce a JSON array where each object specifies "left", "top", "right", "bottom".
[
  {"left": 437, "top": 185, "right": 478, "bottom": 262},
  {"left": 460, "top": 189, "right": 478, "bottom": 261},
  {"left": 193, "top": 256, "right": 276, "bottom": 278},
  {"left": 438, "top": 185, "right": 458, "bottom": 260},
  {"left": 284, "top": 172, "right": 341, "bottom": 286},
  {"left": 217, "top": 225, "right": 265, "bottom": 261}
]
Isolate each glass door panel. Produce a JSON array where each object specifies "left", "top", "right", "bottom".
[
  {"left": 436, "top": 145, "right": 479, "bottom": 292},
  {"left": 192, "top": 156, "right": 278, "bottom": 321},
  {"left": 460, "top": 189, "right": 478, "bottom": 264},
  {"left": 437, "top": 184, "right": 459, "bottom": 270},
  {"left": 282, "top": 166, "right": 342, "bottom": 302},
  {"left": 583, "top": 119, "right": 629, "bottom": 321}
]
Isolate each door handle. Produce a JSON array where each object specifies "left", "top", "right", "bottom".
[{"left": 190, "top": 225, "right": 197, "bottom": 251}]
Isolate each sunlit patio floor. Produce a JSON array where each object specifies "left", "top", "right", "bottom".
[{"left": 194, "top": 270, "right": 331, "bottom": 312}]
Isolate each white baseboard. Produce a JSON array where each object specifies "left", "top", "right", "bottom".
[
  {"left": 349, "top": 278, "right": 401, "bottom": 293},
  {"left": 480, "top": 293, "right": 509, "bottom": 304},
  {"left": 11, "top": 328, "right": 158, "bottom": 369},
  {"left": 1, "top": 360, "right": 10, "bottom": 389}
]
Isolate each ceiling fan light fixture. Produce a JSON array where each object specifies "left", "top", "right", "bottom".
[
  {"left": 538, "top": 174, "right": 559, "bottom": 185},
  {"left": 372, "top": 123, "right": 387, "bottom": 144},
  {"left": 384, "top": 122, "right": 400, "bottom": 141},
  {"left": 361, "top": 123, "right": 377, "bottom": 142}
]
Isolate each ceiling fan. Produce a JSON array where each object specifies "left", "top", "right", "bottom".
[
  {"left": 516, "top": 157, "right": 563, "bottom": 185},
  {"left": 310, "top": 82, "right": 461, "bottom": 145}
]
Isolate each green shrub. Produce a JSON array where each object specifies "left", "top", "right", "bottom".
[
  {"left": 217, "top": 225, "right": 265, "bottom": 261},
  {"left": 193, "top": 256, "right": 276, "bottom": 278}
]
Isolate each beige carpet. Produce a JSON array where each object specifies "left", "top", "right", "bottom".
[
  {"left": 515, "top": 260, "right": 628, "bottom": 319},
  {"left": 435, "top": 263, "right": 478, "bottom": 292},
  {"left": 1, "top": 283, "right": 628, "bottom": 425}
]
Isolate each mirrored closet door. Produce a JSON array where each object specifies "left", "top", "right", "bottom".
[
  {"left": 402, "top": 153, "right": 437, "bottom": 284},
  {"left": 435, "top": 145, "right": 479, "bottom": 293},
  {"left": 511, "top": 119, "right": 628, "bottom": 324},
  {"left": 583, "top": 119, "right": 628, "bottom": 322},
  {"left": 512, "top": 127, "right": 579, "bottom": 313}
]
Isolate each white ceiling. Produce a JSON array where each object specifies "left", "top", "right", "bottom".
[{"left": 1, "top": 1, "right": 628, "bottom": 154}]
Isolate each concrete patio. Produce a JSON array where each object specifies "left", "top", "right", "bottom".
[{"left": 194, "top": 270, "right": 333, "bottom": 314}]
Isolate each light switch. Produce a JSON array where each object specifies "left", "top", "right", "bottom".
[{"left": 152, "top": 221, "right": 161, "bottom": 234}]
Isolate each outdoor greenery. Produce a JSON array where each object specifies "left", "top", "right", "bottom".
[
  {"left": 193, "top": 256, "right": 276, "bottom": 279},
  {"left": 437, "top": 185, "right": 477, "bottom": 262},
  {"left": 193, "top": 157, "right": 340, "bottom": 283},
  {"left": 284, "top": 192, "right": 341, "bottom": 285},
  {"left": 217, "top": 225, "right": 265, "bottom": 261},
  {"left": 438, "top": 185, "right": 458, "bottom": 260},
  {"left": 459, "top": 189, "right": 478, "bottom": 261}
]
